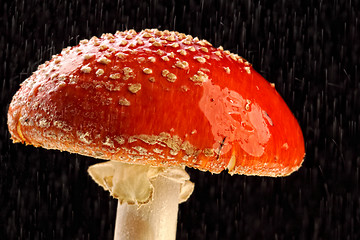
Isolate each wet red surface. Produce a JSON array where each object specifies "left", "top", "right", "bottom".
[{"left": 8, "top": 29, "right": 304, "bottom": 176}]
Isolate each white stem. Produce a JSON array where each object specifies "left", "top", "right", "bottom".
[{"left": 114, "top": 175, "right": 181, "bottom": 240}]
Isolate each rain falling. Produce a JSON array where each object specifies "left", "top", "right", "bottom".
[{"left": 1, "top": 0, "right": 359, "bottom": 239}]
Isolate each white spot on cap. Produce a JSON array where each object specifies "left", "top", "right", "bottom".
[
  {"left": 198, "top": 40, "right": 208, "bottom": 46},
  {"left": 190, "top": 71, "right": 209, "bottom": 84},
  {"left": 137, "top": 57, "right": 146, "bottom": 63},
  {"left": 166, "top": 73, "right": 177, "bottom": 82},
  {"left": 166, "top": 35, "right": 176, "bottom": 41},
  {"left": 245, "top": 99, "right": 251, "bottom": 111},
  {"left": 128, "top": 83, "right": 141, "bottom": 93},
  {"left": 103, "top": 33, "right": 114, "bottom": 39},
  {"left": 244, "top": 66, "right": 251, "bottom": 74},
  {"left": 96, "top": 69, "right": 104, "bottom": 76},
  {"left": 156, "top": 49, "right": 165, "bottom": 55},
  {"left": 200, "top": 47, "right": 208, "bottom": 53},
  {"left": 162, "top": 69, "right": 170, "bottom": 77},
  {"left": 202, "top": 39, "right": 212, "bottom": 46},
  {"left": 161, "top": 56, "right": 170, "bottom": 62},
  {"left": 178, "top": 49, "right": 187, "bottom": 56},
  {"left": 224, "top": 67, "right": 230, "bottom": 74},
  {"left": 178, "top": 33, "right": 186, "bottom": 40},
  {"left": 170, "top": 42, "right": 179, "bottom": 48},
  {"left": 194, "top": 56, "right": 206, "bottom": 63},
  {"left": 162, "top": 69, "right": 177, "bottom": 82},
  {"left": 119, "top": 98, "right": 131, "bottom": 106},
  {"left": 112, "top": 66, "right": 119, "bottom": 71},
  {"left": 80, "top": 39, "right": 89, "bottom": 44},
  {"left": 152, "top": 41, "right": 162, "bottom": 47},
  {"left": 93, "top": 40, "right": 100, "bottom": 46},
  {"left": 174, "top": 60, "right": 189, "bottom": 69},
  {"left": 143, "top": 68, "right": 153, "bottom": 74},
  {"left": 109, "top": 73, "right": 121, "bottom": 79},
  {"left": 214, "top": 51, "right": 222, "bottom": 57},
  {"left": 230, "top": 53, "right": 240, "bottom": 61},
  {"left": 148, "top": 57, "right": 156, "bottom": 63},
  {"left": 155, "top": 30, "right": 164, "bottom": 36},
  {"left": 115, "top": 53, "right": 125, "bottom": 59},
  {"left": 128, "top": 29, "right": 137, "bottom": 35},
  {"left": 69, "top": 75, "right": 79, "bottom": 84},
  {"left": 122, "top": 67, "right": 135, "bottom": 80},
  {"left": 83, "top": 54, "right": 94, "bottom": 60},
  {"left": 81, "top": 65, "right": 92, "bottom": 73},
  {"left": 120, "top": 40, "right": 128, "bottom": 46},
  {"left": 97, "top": 57, "right": 111, "bottom": 65},
  {"left": 99, "top": 44, "right": 109, "bottom": 51}
]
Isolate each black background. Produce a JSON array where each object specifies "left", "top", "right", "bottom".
[{"left": 1, "top": 0, "right": 359, "bottom": 239}]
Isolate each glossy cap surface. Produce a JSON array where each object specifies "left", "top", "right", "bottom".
[{"left": 7, "top": 29, "right": 305, "bottom": 176}]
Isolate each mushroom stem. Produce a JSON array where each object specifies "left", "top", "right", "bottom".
[
  {"left": 114, "top": 174, "right": 181, "bottom": 240},
  {"left": 88, "top": 161, "right": 194, "bottom": 239}
]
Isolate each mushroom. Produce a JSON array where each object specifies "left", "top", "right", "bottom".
[{"left": 7, "top": 29, "right": 305, "bottom": 239}]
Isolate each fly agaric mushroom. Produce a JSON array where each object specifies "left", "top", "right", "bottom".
[{"left": 7, "top": 29, "right": 305, "bottom": 239}]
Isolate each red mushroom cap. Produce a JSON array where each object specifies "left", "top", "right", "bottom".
[{"left": 7, "top": 29, "right": 305, "bottom": 176}]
